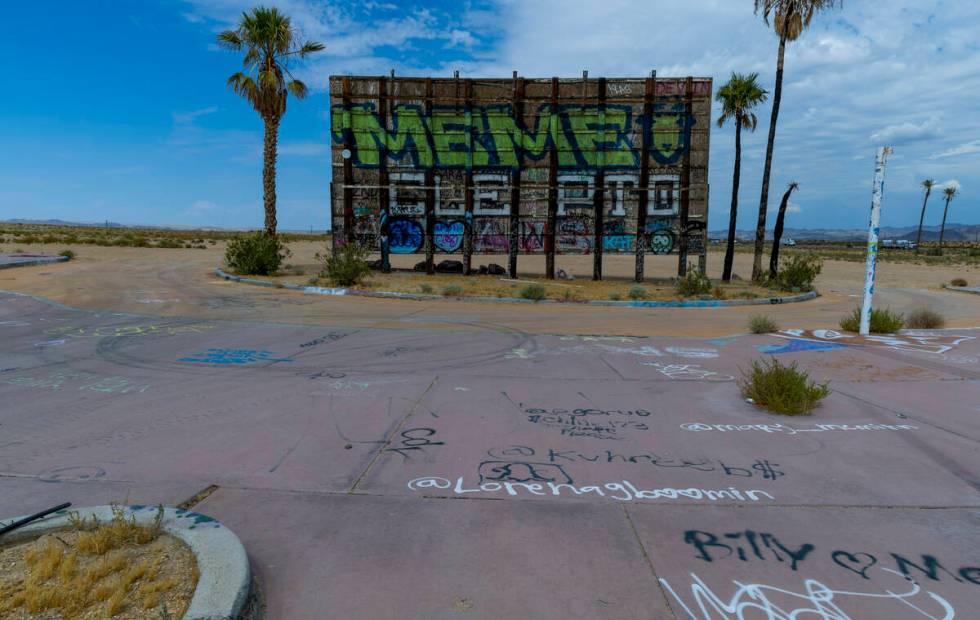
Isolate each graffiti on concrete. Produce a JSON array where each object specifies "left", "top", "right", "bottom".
[
  {"left": 178, "top": 349, "right": 294, "bottom": 365},
  {"left": 486, "top": 446, "right": 784, "bottom": 482},
  {"left": 683, "top": 528, "right": 980, "bottom": 584},
  {"left": 406, "top": 475, "right": 775, "bottom": 503},
  {"left": 45, "top": 323, "right": 213, "bottom": 339},
  {"left": 477, "top": 461, "right": 573, "bottom": 485},
  {"left": 645, "top": 362, "right": 734, "bottom": 382},
  {"left": 433, "top": 220, "right": 464, "bottom": 252},
  {"left": 388, "top": 217, "right": 424, "bottom": 253},
  {"left": 659, "top": 571, "right": 956, "bottom": 620},
  {"left": 777, "top": 329, "right": 975, "bottom": 355},
  {"left": 385, "top": 427, "right": 444, "bottom": 460},
  {"left": 680, "top": 422, "right": 918, "bottom": 434},
  {"left": 4, "top": 371, "right": 150, "bottom": 395}
]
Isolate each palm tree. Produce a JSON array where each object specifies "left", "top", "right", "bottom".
[
  {"left": 914, "top": 179, "right": 934, "bottom": 254},
  {"left": 218, "top": 7, "right": 324, "bottom": 235},
  {"left": 716, "top": 73, "right": 769, "bottom": 281},
  {"left": 769, "top": 181, "right": 799, "bottom": 279},
  {"left": 751, "top": 0, "right": 843, "bottom": 281},
  {"left": 938, "top": 185, "right": 958, "bottom": 253}
]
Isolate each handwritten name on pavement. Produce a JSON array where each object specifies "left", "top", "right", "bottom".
[{"left": 405, "top": 476, "right": 775, "bottom": 503}]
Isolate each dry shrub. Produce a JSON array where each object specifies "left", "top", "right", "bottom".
[{"left": 906, "top": 308, "right": 946, "bottom": 329}]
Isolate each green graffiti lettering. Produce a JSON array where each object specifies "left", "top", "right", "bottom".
[
  {"left": 429, "top": 109, "right": 468, "bottom": 168},
  {"left": 651, "top": 103, "right": 687, "bottom": 164}
]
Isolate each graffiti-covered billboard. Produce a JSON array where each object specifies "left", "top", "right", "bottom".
[{"left": 329, "top": 75, "right": 711, "bottom": 279}]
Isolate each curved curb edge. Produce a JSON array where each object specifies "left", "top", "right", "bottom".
[
  {"left": 943, "top": 284, "right": 980, "bottom": 295},
  {"left": 0, "top": 255, "right": 70, "bottom": 270},
  {"left": 0, "top": 505, "right": 250, "bottom": 620},
  {"left": 215, "top": 267, "right": 819, "bottom": 309}
]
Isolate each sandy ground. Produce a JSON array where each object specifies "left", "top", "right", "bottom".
[{"left": 0, "top": 242, "right": 976, "bottom": 337}]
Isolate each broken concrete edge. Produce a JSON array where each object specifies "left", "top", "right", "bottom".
[
  {"left": 943, "top": 284, "right": 980, "bottom": 295},
  {"left": 214, "top": 267, "right": 819, "bottom": 308},
  {"left": 0, "top": 255, "right": 70, "bottom": 270},
  {"left": 0, "top": 505, "right": 250, "bottom": 620}
]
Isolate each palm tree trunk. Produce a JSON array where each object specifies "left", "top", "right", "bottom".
[
  {"left": 939, "top": 196, "right": 951, "bottom": 252},
  {"left": 722, "top": 122, "right": 742, "bottom": 281},
  {"left": 262, "top": 115, "right": 280, "bottom": 236},
  {"left": 753, "top": 33, "right": 787, "bottom": 282},
  {"left": 915, "top": 188, "right": 931, "bottom": 254},
  {"left": 769, "top": 185, "right": 796, "bottom": 280}
]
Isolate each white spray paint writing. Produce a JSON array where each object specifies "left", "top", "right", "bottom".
[
  {"left": 660, "top": 569, "right": 954, "bottom": 620},
  {"left": 645, "top": 363, "right": 734, "bottom": 382},
  {"left": 681, "top": 422, "right": 918, "bottom": 434},
  {"left": 665, "top": 347, "right": 720, "bottom": 359},
  {"left": 405, "top": 476, "right": 774, "bottom": 503}
]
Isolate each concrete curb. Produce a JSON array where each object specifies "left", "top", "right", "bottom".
[
  {"left": 0, "top": 254, "right": 70, "bottom": 270},
  {"left": 943, "top": 284, "right": 980, "bottom": 295},
  {"left": 0, "top": 505, "right": 250, "bottom": 620},
  {"left": 215, "top": 267, "right": 819, "bottom": 308}
]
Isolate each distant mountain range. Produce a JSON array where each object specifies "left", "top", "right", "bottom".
[
  {"left": 3, "top": 218, "right": 977, "bottom": 242},
  {"left": 710, "top": 224, "right": 980, "bottom": 242}
]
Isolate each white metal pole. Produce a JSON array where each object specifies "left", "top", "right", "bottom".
[{"left": 860, "top": 147, "right": 892, "bottom": 336}]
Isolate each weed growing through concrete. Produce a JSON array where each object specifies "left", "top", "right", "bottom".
[
  {"left": 748, "top": 315, "right": 778, "bottom": 334},
  {"left": 906, "top": 308, "right": 946, "bottom": 329},
  {"left": 839, "top": 307, "right": 905, "bottom": 333},
  {"left": 740, "top": 358, "right": 830, "bottom": 416}
]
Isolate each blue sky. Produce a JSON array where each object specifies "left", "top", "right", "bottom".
[{"left": 1, "top": 0, "right": 976, "bottom": 232}]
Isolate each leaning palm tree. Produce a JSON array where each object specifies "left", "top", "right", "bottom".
[
  {"left": 769, "top": 181, "right": 799, "bottom": 279},
  {"left": 938, "top": 185, "right": 958, "bottom": 253},
  {"left": 218, "top": 7, "right": 324, "bottom": 235},
  {"left": 716, "top": 73, "right": 769, "bottom": 281},
  {"left": 914, "top": 179, "right": 935, "bottom": 254},
  {"left": 751, "top": 0, "right": 843, "bottom": 282}
]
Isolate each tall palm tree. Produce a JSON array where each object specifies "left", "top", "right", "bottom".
[
  {"left": 218, "top": 7, "right": 324, "bottom": 235},
  {"left": 914, "top": 179, "right": 935, "bottom": 254},
  {"left": 938, "top": 185, "right": 958, "bottom": 253},
  {"left": 751, "top": 0, "right": 843, "bottom": 281},
  {"left": 716, "top": 73, "right": 769, "bottom": 281},
  {"left": 769, "top": 181, "right": 799, "bottom": 279}
]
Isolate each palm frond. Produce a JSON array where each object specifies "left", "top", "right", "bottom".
[
  {"left": 216, "top": 30, "right": 243, "bottom": 50},
  {"left": 288, "top": 80, "right": 309, "bottom": 100}
]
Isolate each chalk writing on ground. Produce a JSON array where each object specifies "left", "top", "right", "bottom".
[
  {"left": 178, "top": 349, "right": 294, "bottom": 365},
  {"left": 644, "top": 362, "right": 734, "bottom": 381},
  {"left": 660, "top": 570, "right": 955, "bottom": 620},
  {"left": 46, "top": 323, "right": 213, "bottom": 339},
  {"left": 684, "top": 528, "right": 980, "bottom": 584},
  {"left": 385, "top": 428, "right": 444, "bottom": 460},
  {"left": 486, "top": 446, "right": 784, "bottom": 481},
  {"left": 4, "top": 371, "right": 150, "bottom": 395},
  {"left": 680, "top": 422, "right": 918, "bottom": 434},
  {"left": 405, "top": 476, "right": 775, "bottom": 503}
]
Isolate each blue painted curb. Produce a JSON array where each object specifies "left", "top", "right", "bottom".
[{"left": 215, "top": 267, "right": 819, "bottom": 309}]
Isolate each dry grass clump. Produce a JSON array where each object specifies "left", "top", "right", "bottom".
[
  {"left": 905, "top": 308, "right": 946, "bottom": 329},
  {"left": 740, "top": 357, "right": 831, "bottom": 416},
  {"left": 0, "top": 505, "right": 198, "bottom": 619},
  {"left": 748, "top": 314, "right": 779, "bottom": 334}
]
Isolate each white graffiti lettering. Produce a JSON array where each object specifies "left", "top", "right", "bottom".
[{"left": 680, "top": 422, "right": 918, "bottom": 434}]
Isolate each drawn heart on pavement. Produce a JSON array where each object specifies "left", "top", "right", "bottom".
[
  {"left": 434, "top": 221, "right": 464, "bottom": 252},
  {"left": 832, "top": 551, "right": 877, "bottom": 579}
]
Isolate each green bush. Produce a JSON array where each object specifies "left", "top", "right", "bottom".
[
  {"left": 839, "top": 307, "right": 904, "bottom": 333},
  {"left": 58, "top": 249, "right": 76, "bottom": 259},
  {"left": 317, "top": 242, "right": 370, "bottom": 286},
  {"left": 675, "top": 270, "right": 712, "bottom": 297},
  {"left": 925, "top": 247, "right": 942, "bottom": 256},
  {"left": 740, "top": 357, "right": 830, "bottom": 416},
  {"left": 225, "top": 232, "right": 291, "bottom": 276},
  {"left": 419, "top": 283, "right": 434, "bottom": 294},
  {"left": 775, "top": 253, "right": 822, "bottom": 292},
  {"left": 608, "top": 292, "right": 622, "bottom": 301},
  {"left": 442, "top": 284, "right": 463, "bottom": 297},
  {"left": 520, "top": 283, "right": 547, "bottom": 301},
  {"left": 628, "top": 285, "right": 648, "bottom": 300},
  {"left": 950, "top": 278, "right": 968, "bottom": 287},
  {"left": 748, "top": 315, "right": 778, "bottom": 334},
  {"left": 905, "top": 308, "right": 945, "bottom": 329},
  {"left": 156, "top": 238, "right": 183, "bottom": 249}
]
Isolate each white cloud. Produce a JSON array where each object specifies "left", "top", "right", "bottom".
[
  {"left": 870, "top": 118, "right": 941, "bottom": 144},
  {"left": 939, "top": 179, "right": 961, "bottom": 191},
  {"left": 172, "top": 106, "right": 219, "bottom": 124},
  {"left": 929, "top": 140, "right": 980, "bottom": 160},
  {"left": 188, "top": 200, "right": 217, "bottom": 213}
]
